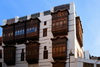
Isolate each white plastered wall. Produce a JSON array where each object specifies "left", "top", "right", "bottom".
[{"left": 38, "top": 11, "right": 53, "bottom": 67}]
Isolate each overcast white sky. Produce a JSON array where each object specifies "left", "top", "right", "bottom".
[{"left": 0, "top": 0, "right": 100, "bottom": 56}]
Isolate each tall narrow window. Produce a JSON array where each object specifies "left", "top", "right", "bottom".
[
  {"left": 43, "top": 46, "right": 48, "bottom": 59},
  {"left": 43, "top": 28, "right": 47, "bottom": 37},
  {"left": 0, "top": 50, "right": 2, "bottom": 58},
  {"left": 44, "top": 21, "right": 47, "bottom": 25},
  {"left": 21, "top": 49, "right": 24, "bottom": 61}
]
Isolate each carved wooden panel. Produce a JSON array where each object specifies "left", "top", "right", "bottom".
[
  {"left": 3, "top": 46, "right": 16, "bottom": 66},
  {"left": 15, "top": 22, "right": 25, "bottom": 43},
  {"left": 51, "top": 10, "right": 69, "bottom": 36},
  {"left": 52, "top": 37, "right": 67, "bottom": 60},
  {"left": 26, "top": 42, "right": 39, "bottom": 64},
  {"left": 76, "top": 17, "right": 83, "bottom": 47},
  {"left": 26, "top": 18, "right": 40, "bottom": 40},
  {"left": 2, "top": 25, "right": 14, "bottom": 44}
]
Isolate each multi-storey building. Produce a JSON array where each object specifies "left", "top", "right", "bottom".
[{"left": 0, "top": 2, "right": 100, "bottom": 67}]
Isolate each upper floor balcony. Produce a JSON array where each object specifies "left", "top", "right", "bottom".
[{"left": 51, "top": 9, "right": 69, "bottom": 36}]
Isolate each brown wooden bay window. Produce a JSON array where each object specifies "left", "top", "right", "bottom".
[
  {"left": 26, "top": 42, "right": 39, "bottom": 64},
  {"left": 3, "top": 46, "right": 16, "bottom": 66},
  {"left": 51, "top": 9, "right": 69, "bottom": 36},
  {"left": 26, "top": 18, "right": 40, "bottom": 40},
  {"left": 2, "top": 24, "right": 14, "bottom": 44},
  {"left": 76, "top": 17, "right": 83, "bottom": 47},
  {"left": 15, "top": 21, "right": 25, "bottom": 43},
  {"left": 51, "top": 37, "right": 67, "bottom": 60}
]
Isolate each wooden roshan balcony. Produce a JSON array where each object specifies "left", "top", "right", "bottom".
[
  {"left": 25, "top": 42, "right": 39, "bottom": 64},
  {"left": 51, "top": 9, "right": 69, "bottom": 37},
  {"left": 76, "top": 16, "right": 83, "bottom": 47},
  {"left": 3, "top": 46, "right": 16, "bottom": 66}
]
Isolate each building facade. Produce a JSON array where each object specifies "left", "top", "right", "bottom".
[{"left": 0, "top": 2, "right": 100, "bottom": 67}]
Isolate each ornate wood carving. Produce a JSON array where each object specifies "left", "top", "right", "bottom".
[
  {"left": 26, "top": 42, "right": 39, "bottom": 64},
  {"left": 3, "top": 46, "right": 16, "bottom": 66},
  {"left": 51, "top": 9, "right": 69, "bottom": 36},
  {"left": 76, "top": 17, "right": 83, "bottom": 47},
  {"left": 26, "top": 18, "right": 40, "bottom": 40},
  {"left": 2, "top": 24, "right": 14, "bottom": 44},
  {"left": 51, "top": 37, "right": 67, "bottom": 60}
]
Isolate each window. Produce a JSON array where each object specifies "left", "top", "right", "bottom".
[
  {"left": 15, "top": 31, "right": 17, "bottom": 36},
  {"left": 44, "top": 21, "right": 47, "bottom": 25},
  {"left": 43, "top": 28, "right": 47, "bottom": 37},
  {"left": 43, "top": 46, "right": 48, "bottom": 59},
  {"left": 26, "top": 27, "right": 37, "bottom": 33},
  {"left": 21, "top": 49, "right": 24, "bottom": 61},
  {"left": 0, "top": 50, "right": 2, "bottom": 58}
]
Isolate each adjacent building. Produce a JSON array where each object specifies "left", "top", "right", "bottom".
[{"left": 0, "top": 2, "right": 100, "bottom": 67}]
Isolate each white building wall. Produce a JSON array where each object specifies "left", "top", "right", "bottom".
[{"left": 38, "top": 11, "right": 53, "bottom": 67}]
